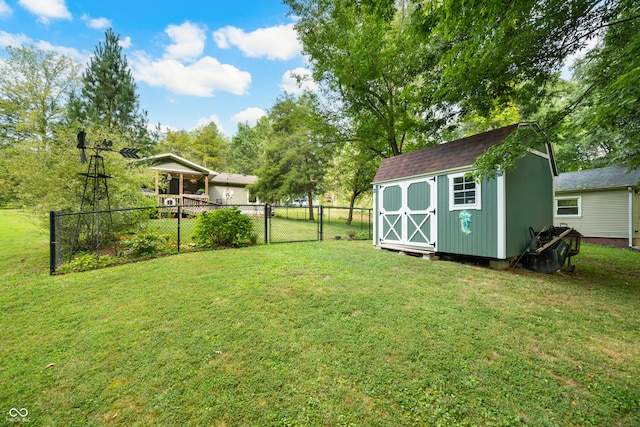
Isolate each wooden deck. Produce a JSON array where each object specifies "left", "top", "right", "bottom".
[{"left": 150, "top": 194, "right": 218, "bottom": 215}]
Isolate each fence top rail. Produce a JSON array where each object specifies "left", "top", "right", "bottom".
[
  {"left": 53, "top": 203, "right": 270, "bottom": 217},
  {"left": 323, "top": 206, "right": 372, "bottom": 211},
  {"left": 53, "top": 204, "right": 371, "bottom": 218},
  {"left": 53, "top": 206, "right": 158, "bottom": 217}
]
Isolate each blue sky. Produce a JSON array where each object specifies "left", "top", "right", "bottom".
[{"left": 0, "top": 0, "right": 317, "bottom": 136}]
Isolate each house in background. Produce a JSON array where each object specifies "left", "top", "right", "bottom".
[
  {"left": 372, "top": 124, "right": 558, "bottom": 263},
  {"left": 209, "top": 172, "right": 260, "bottom": 205},
  {"left": 141, "top": 153, "right": 259, "bottom": 208},
  {"left": 554, "top": 165, "right": 640, "bottom": 248}
]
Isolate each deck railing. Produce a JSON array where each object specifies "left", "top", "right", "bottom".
[{"left": 155, "top": 193, "right": 210, "bottom": 206}]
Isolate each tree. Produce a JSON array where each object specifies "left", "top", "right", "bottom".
[
  {"left": 0, "top": 45, "right": 81, "bottom": 206},
  {"left": 567, "top": 3, "right": 640, "bottom": 169},
  {"left": 228, "top": 117, "right": 271, "bottom": 175},
  {"left": 189, "top": 122, "right": 230, "bottom": 171},
  {"left": 326, "top": 144, "right": 380, "bottom": 225},
  {"left": 71, "top": 28, "right": 151, "bottom": 152},
  {"left": 1, "top": 123, "right": 153, "bottom": 214},
  {"left": 154, "top": 122, "right": 230, "bottom": 171},
  {"left": 285, "top": 0, "right": 447, "bottom": 158},
  {"left": 251, "top": 93, "right": 334, "bottom": 220},
  {"left": 410, "top": 0, "right": 640, "bottom": 173},
  {"left": 0, "top": 46, "right": 81, "bottom": 147},
  {"left": 412, "top": 0, "right": 613, "bottom": 114},
  {"left": 157, "top": 129, "right": 190, "bottom": 156}
]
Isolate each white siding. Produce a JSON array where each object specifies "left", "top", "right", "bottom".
[{"left": 555, "top": 189, "right": 629, "bottom": 238}]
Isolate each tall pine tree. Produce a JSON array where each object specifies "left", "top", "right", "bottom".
[{"left": 71, "top": 28, "right": 150, "bottom": 151}]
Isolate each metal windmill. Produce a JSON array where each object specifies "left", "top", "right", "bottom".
[{"left": 73, "top": 131, "right": 140, "bottom": 253}]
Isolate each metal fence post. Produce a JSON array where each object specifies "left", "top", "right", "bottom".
[
  {"left": 264, "top": 204, "right": 269, "bottom": 244},
  {"left": 319, "top": 205, "right": 324, "bottom": 241},
  {"left": 49, "top": 210, "right": 56, "bottom": 275},
  {"left": 177, "top": 205, "right": 181, "bottom": 253}
]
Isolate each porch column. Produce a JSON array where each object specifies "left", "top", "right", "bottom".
[
  {"left": 179, "top": 174, "right": 184, "bottom": 204},
  {"left": 204, "top": 175, "right": 209, "bottom": 197}
]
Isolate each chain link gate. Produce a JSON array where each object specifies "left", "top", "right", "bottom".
[{"left": 267, "top": 204, "right": 321, "bottom": 243}]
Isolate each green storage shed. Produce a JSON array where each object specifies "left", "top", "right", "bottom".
[{"left": 372, "top": 124, "right": 558, "bottom": 261}]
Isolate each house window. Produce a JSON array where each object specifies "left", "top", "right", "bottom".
[
  {"left": 555, "top": 196, "right": 581, "bottom": 217},
  {"left": 449, "top": 172, "right": 481, "bottom": 210}
]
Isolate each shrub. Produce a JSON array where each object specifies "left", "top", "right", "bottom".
[
  {"left": 194, "top": 207, "right": 255, "bottom": 248},
  {"left": 123, "top": 232, "right": 168, "bottom": 257},
  {"left": 56, "top": 253, "right": 116, "bottom": 274}
]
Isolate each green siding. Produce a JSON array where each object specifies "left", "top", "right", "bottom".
[
  {"left": 505, "top": 153, "right": 554, "bottom": 257},
  {"left": 407, "top": 214, "right": 432, "bottom": 244},
  {"left": 406, "top": 181, "right": 433, "bottom": 244},
  {"left": 380, "top": 184, "right": 403, "bottom": 243},
  {"left": 382, "top": 185, "right": 402, "bottom": 211},
  {"left": 407, "top": 181, "right": 430, "bottom": 210},
  {"left": 437, "top": 175, "right": 498, "bottom": 257}
]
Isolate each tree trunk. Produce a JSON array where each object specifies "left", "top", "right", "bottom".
[
  {"left": 307, "top": 191, "right": 314, "bottom": 222},
  {"left": 345, "top": 189, "right": 360, "bottom": 226}
]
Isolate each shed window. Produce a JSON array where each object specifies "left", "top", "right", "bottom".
[
  {"left": 449, "top": 173, "right": 481, "bottom": 210},
  {"left": 555, "top": 196, "right": 581, "bottom": 217}
]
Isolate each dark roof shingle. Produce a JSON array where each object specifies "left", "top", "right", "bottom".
[
  {"left": 555, "top": 166, "right": 640, "bottom": 191},
  {"left": 373, "top": 124, "right": 519, "bottom": 183}
]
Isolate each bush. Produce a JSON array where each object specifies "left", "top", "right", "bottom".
[
  {"left": 123, "top": 232, "right": 168, "bottom": 257},
  {"left": 194, "top": 207, "right": 255, "bottom": 248},
  {"left": 56, "top": 253, "right": 116, "bottom": 274}
]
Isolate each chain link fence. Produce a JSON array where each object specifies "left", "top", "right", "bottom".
[
  {"left": 321, "top": 206, "right": 373, "bottom": 241},
  {"left": 50, "top": 204, "right": 372, "bottom": 274}
]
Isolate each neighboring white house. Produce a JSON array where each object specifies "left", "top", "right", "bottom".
[
  {"left": 554, "top": 165, "right": 640, "bottom": 248},
  {"left": 140, "top": 153, "right": 259, "bottom": 207}
]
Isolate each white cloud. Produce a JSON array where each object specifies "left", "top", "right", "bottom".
[
  {"left": 280, "top": 67, "right": 318, "bottom": 94},
  {"left": 195, "top": 114, "right": 224, "bottom": 133},
  {"left": 213, "top": 23, "right": 301, "bottom": 60},
  {"left": 131, "top": 53, "right": 251, "bottom": 97},
  {"left": 36, "top": 40, "right": 88, "bottom": 63},
  {"left": 0, "top": 0, "right": 13, "bottom": 16},
  {"left": 18, "top": 0, "right": 71, "bottom": 23},
  {"left": 119, "top": 36, "right": 132, "bottom": 49},
  {"left": 231, "top": 107, "right": 266, "bottom": 126},
  {"left": 0, "top": 30, "right": 87, "bottom": 62},
  {"left": 82, "top": 14, "right": 111, "bottom": 30},
  {"left": 164, "top": 21, "right": 206, "bottom": 61},
  {"left": 0, "top": 30, "right": 32, "bottom": 48}
]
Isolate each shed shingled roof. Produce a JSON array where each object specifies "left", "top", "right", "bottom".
[
  {"left": 555, "top": 166, "right": 640, "bottom": 192},
  {"left": 373, "top": 124, "right": 519, "bottom": 183}
]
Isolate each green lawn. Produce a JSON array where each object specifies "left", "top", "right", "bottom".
[{"left": 1, "top": 210, "right": 639, "bottom": 426}]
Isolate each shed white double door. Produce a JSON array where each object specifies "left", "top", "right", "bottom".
[{"left": 378, "top": 176, "right": 437, "bottom": 249}]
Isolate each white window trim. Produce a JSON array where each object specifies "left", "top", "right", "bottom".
[
  {"left": 448, "top": 172, "right": 481, "bottom": 211},
  {"left": 555, "top": 196, "right": 582, "bottom": 217}
]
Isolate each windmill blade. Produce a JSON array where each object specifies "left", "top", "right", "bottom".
[
  {"left": 119, "top": 147, "right": 140, "bottom": 159},
  {"left": 79, "top": 148, "right": 87, "bottom": 164}
]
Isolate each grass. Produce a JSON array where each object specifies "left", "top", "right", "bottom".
[{"left": 1, "top": 209, "right": 639, "bottom": 426}]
